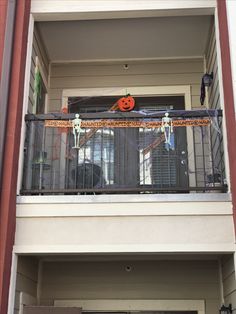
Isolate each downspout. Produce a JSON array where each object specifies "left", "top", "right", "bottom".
[{"left": 0, "top": 0, "right": 16, "bottom": 188}]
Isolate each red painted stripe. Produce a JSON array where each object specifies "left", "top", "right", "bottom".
[
  {"left": 0, "top": 1, "right": 31, "bottom": 313},
  {"left": 217, "top": 0, "right": 236, "bottom": 231}
]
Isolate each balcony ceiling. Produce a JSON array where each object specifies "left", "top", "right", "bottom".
[{"left": 37, "top": 15, "right": 213, "bottom": 63}]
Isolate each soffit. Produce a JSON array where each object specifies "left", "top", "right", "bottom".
[{"left": 37, "top": 15, "right": 213, "bottom": 62}]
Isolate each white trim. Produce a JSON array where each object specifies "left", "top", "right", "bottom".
[
  {"left": 17, "top": 14, "right": 34, "bottom": 195},
  {"left": 16, "top": 193, "right": 232, "bottom": 218},
  {"left": 16, "top": 202, "right": 232, "bottom": 218},
  {"left": 54, "top": 299, "right": 205, "bottom": 314},
  {"left": 7, "top": 253, "right": 18, "bottom": 314},
  {"left": 16, "top": 193, "right": 232, "bottom": 204},
  {"left": 31, "top": 0, "right": 216, "bottom": 12},
  {"left": 13, "top": 243, "right": 236, "bottom": 254},
  {"left": 31, "top": 0, "right": 216, "bottom": 22}
]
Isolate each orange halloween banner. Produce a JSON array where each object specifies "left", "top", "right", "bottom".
[{"left": 45, "top": 118, "right": 211, "bottom": 128}]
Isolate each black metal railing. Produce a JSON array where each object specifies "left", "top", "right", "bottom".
[{"left": 21, "top": 109, "right": 227, "bottom": 195}]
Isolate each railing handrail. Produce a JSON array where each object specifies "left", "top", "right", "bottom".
[
  {"left": 20, "top": 185, "right": 227, "bottom": 195},
  {"left": 25, "top": 109, "right": 222, "bottom": 121}
]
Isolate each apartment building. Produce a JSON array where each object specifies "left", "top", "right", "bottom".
[{"left": 0, "top": 1, "right": 236, "bottom": 314}]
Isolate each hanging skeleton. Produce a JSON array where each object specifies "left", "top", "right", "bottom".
[
  {"left": 72, "top": 113, "right": 82, "bottom": 149},
  {"left": 161, "top": 112, "right": 173, "bottom": 144}
]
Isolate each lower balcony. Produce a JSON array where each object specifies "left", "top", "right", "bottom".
[
  {"left": 20, "top": 108, "right": 226, "bottom": 195},
  {"left": 12, "top": 254, "right": 236, "bottom": 314}
]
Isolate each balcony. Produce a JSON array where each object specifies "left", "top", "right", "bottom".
[{"left": 20, "top": 107, "right": 226, "bottom": 195}]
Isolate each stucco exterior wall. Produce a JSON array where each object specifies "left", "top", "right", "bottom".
[{"left": 15, "top": 195, "right": 234, "bottom": 254}]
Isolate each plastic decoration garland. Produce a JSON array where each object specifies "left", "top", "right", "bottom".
[
  {"left": 45, "top": 118, "right": 211, "bottom": 129},
  {"left": 33, "top": 65, "right": 41, "bottom": 107}
]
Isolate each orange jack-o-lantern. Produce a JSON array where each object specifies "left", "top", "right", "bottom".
[
  {"left": 58, "top": 107, "right": 69, "bottom": 134},
  {"left": 61, "top": 107, "right": 68, "bottom": 114},
  {"left": 117, "top": 95, "right": 135, "bottom": 112}
]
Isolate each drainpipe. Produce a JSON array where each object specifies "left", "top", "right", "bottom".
[{"left": 0, "top": 0, "right": 16, "bottom": 188}]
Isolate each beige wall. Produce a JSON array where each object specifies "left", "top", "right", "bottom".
[
  {"left": 221, "top": 255, "right": 236, "bottom": 308},
  {"left": 48, "top": 59, "right": 203, "bottom": 112},
  {"left": 205, "top": 21, "right": 226, "bottom": 184},
  {"left": 206, "top": 23, "right": 220, "bottom": 110},
  {"left": 39, "top": 259, "right": 220, "bottom": 314},
  {"left": 14, "top": 257, "right": 38, "bottom": 314}
]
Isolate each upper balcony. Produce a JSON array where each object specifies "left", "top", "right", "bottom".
[
  {"left": 18, "top": 14, "right": 229, "bottom": 197},
  {"left": 14, "top": 3, "right": 235, "bottom": 258}
]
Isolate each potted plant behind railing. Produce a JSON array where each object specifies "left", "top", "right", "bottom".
[{"left": 207, "top": 172, "right": 222, "bottom": 192}]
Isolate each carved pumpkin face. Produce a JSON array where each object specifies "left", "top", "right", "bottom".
[{"left": 117, "top": 95, "right": 135, "bottom": 112}]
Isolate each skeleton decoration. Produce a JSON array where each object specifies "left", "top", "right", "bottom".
[
  {"left": 161, "top": 112, "right": 173, "bottom": 144},
  {"left": 72, "top": 113, "right": 82, "bottom": 149}
]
